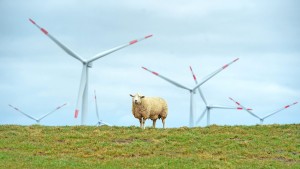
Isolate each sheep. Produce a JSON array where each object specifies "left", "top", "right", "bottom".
[{"left": 130, "top": 93, "right": 168, "bottom": 129}]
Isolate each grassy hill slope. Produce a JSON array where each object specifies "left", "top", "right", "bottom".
[{"left": 0, "top": 124, "right": 299, "bottom": 168}]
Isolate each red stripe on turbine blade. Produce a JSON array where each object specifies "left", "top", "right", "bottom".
[
  {"left": 285, "top": 105, "right": 290, "bottom": 108},
  {"left": 142, "top": 67, "right": 148, "bottom": 70},
  {"left": 129, "top": 40, "right": 138, "bottom": 45},
  {"left": 152, "top": 71, "right": 159, "bottom": 76},
  {"left": 222, "top": 64, "right": 229, "bottom": 69},
  {"left": 29, "top": 18, "right": 36, "bottom": 24},
  {"left": 41, "top": 28, "right": 48, "bottom": 35},
  {"left": 74, "top": 109, "right": 79, "bottom": 118},
  {"left": 189, "top": 66, "right": 196, "bottom": 80},
  {"left": 145, "top": 35, "right": 153, "bottom": 38},
  {"left": 237, "top": 107, "right": 252, "bottom": 110}
]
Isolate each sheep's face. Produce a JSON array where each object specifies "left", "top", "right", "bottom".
[{"left": 130, "top": 93, "right": 145, "bottom": 105}]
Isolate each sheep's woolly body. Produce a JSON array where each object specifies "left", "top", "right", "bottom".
[{"left": 132, "top": 97, "right": 168, "bottom": 123}]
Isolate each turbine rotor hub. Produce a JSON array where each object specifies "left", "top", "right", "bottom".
[{"left": 87, "top": 62, "right": 93, "bottom": 68}]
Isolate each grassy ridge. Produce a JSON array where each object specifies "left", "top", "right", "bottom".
[{"left": 0, "top": 124, "right": 299, "bottom": 168}]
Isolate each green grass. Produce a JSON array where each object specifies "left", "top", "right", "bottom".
[{"left": 0, "top": 124, "right": 299, "bottom": 169}]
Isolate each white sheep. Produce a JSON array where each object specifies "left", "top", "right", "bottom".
[{"left": 130, "top": 93, "right": 168, "bottom": 129}]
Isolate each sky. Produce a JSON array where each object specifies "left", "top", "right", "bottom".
[{"left": 0, "top": 0, "right": 299, "bottom": 128}]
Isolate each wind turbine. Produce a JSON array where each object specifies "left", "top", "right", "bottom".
[
  {"left": 189, "top": 66, "right": 252, "bottom": 126},
  {"left": 142, "top": 58, "right": 239, "bottom": 127},
  {"left": 94, "top": 90, "right": 110, "bottom": 126},
  {"left": 259, "top": 102, "right": 298, "bottom": 124},
  {"left": 29, "top": 18, "right": 152, "bottom": 125},
  {"left": 8, "top": 103, "right": 67, "bottom": 124},
  {"left": 229, "top": 97, "right": 298, "bottom": 124}
]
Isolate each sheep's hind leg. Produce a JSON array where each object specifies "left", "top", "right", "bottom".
[
  {"left": 162, "top": 118, "right": 166, "bottom": 129},
  {"left": 152, "top": 119, "right": 157, "bottom": 128}
]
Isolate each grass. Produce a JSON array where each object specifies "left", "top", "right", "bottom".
[{"left": 0, "top": 124, "right": 299, "bottom": 168}]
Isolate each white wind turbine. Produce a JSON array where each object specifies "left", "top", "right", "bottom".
[
  {"left": 8, "top": 103, "right": 67, "bottom": 124},
  {"left": 94, "top": 90, "right": 110, "bottom": 126},
  {"left": 29, "top": 19, "right": 152, "bottom": 125},
  {"left": 189, "top": 66, "right": 252, "bottom": 126},
  {"left": 142, "top": 58, "right": 239, "bottom": 127},
  {"left": 229, "top": 97, "right": 298, "bottom": 124}
]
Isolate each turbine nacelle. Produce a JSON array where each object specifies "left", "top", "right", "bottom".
[{"left": 87, "top": 62, "right": 93, "bottom": 68}]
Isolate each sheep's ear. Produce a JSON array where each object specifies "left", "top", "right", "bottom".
[
  {"left": 130, "top": 94, "right": 134, "bottom": 97},
  {"left": 141, "top": 96, "right": 145, "bottom": 99}
]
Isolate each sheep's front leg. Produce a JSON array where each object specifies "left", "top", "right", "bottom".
[
  {"left": 152, "top": 119, "right": 157, "bottom": 128},
  {"left": 142, "top": 117, "right": 146, "bottom": 129}
]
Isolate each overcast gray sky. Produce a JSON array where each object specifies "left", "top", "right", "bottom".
[{"left": 0, "top": 0, "right": 299, "bottom": 127}]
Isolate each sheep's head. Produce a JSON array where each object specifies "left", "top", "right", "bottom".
[{"left": 130, "top": 93, "right": 145, "bottom": 105}]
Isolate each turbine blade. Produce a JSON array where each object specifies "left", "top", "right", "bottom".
[
  {"left": 94, "top": 90, "right": 100, "bottom": 122},
  {"left": 38, "top": 103, "right": 67, "bottom": 121},
  {"left": 8, "top": 104, "right": 37, "bottom": 121},
  {"left": 88, "top": 34, "right": 153, "bottom": 63},
  {"left": 142, "top": 67, "right": 191, "bottom": 91},
  {"left": 196, "top": 109, "right": 207, "bottom": 125},
  {"left": 192, "top": 58, "right": 239, "bottom": 91},
  {"left": 262, "top": 101, "right": 298, "bottom": 120},
  {"left": 189, "top": 66, "right": 208, "bottom": 105},
  {"left": 209, "top": 105, "right": 253, "bottom": 110},
  {"left": 74, "top": 65, "right": 87, "bottom": 118},
  {"left": 29, "top": 18, "right": 84, "bottom": 63},
  {"left": 229, "top": 97, "right": 261, "bottom": 120},
  {"left": 99, "top": 121, "right": 110, "bottom": 126},
  {"left": 210, "top": 105, "right": 239, "bottom": 109}
]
